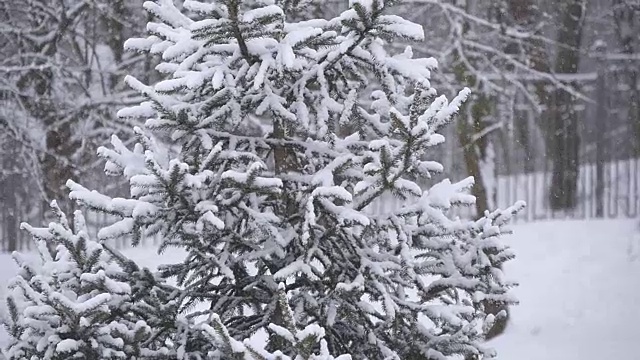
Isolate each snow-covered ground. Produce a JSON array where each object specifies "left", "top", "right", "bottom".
[
  {"left": 1, "top": 219, "right": 639, "bottom": 359},
  {"left": 489, "top": 218, "right": 640, "bottom": 360}
]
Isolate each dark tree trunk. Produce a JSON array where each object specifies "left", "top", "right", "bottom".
[
  {"left": 612, "top": 0, "right": 640, "bottom": 155},
  {"left": 547, "top": 0, "right": 585, "bottom": 211},
  {"left": 548, "top": 89, "right": 581, "bottom": 210},
  {"left": 19, "top": 67, "right": 76, "bottom": 214},
  {"left": 14, "top": 2, "right": 87, "bottom": 214},
  {"left": 452, "top": 1, "right": 498, "bottom": 221},
  {"left": 42, "top": 121, "right": 77, "bottom": 214},
  {"left": 457, "top": 96, "right": 493, "bottom": 218},
  {"left": 106, "top": 0, "right": 125, "bottom": 89},
  {"left": 1, "top": 135, "right": 21, "bottom": 252},
  {"left": 503, "top": 0, "right": 550, "bottom": 175}
]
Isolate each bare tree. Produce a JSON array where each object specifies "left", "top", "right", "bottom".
[{"left": 0, "top": 0, "right": 146, "bottom": 244}]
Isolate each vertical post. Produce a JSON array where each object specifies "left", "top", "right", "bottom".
[{"left": 595, "top": 44, "right": 607, "bottom": 218}]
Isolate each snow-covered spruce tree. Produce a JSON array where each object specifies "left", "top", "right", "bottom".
[
  {"left": 67, "top": 0, "right": 524, "bottom": 358},
  {"left": 3, "top": 202, "right": 169, "bottom": 359},
  {"left": 196, "top": 283, "right": 351, "bottom": 359}
]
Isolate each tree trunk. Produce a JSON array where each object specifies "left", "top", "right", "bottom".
[
  {"left": 629, "top": 71, "right": 640, "bottom": 155},
  {"left": 14, "top": 2, "right": 86, "bottom": 214},
  {"left": 42, "top": 122, "right": 77, "bottom": 214},
  {"left": 19, "top": 68, "right": 76, "bottom": 214},
  {"left": 547, "top": 0, "right": 585, "bottom": 211},
  {"left": 505, "top": 0, "right": 550, "bottom": 174},
  {"left": 457, "top": 95, "right": 494, "bottom": 217},
  {"left": 612, "top": 0, "right": 640, "bottom": 155},
  {"left": 0, "top": 135, "right": 20, "bottom": 251},
  {"left": 106, "top": 0, "right": 125, "bottom": 90},
  {"left": 451, "top": 1, "right": 497, "bottom": 220}
]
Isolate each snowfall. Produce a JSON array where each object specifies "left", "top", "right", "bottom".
[{"left": 0, "top": 218, "right": 639, "bottom": 360}]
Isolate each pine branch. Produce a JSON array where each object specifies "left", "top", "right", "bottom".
[{"left": 227, "top": 0, "right": 255, "bottom": 64}]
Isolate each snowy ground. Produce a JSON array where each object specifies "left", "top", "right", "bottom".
[
  {"left": 488, "top": 219, "right": 640, "bottom": 360},
  {"left": 1, "top": 219, "right": 639, "bottom": 359}
]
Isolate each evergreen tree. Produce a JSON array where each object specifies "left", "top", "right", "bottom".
[
  {"left": 197, "top": 283, "right": 351, "bottom": 359},
  {"left": 64, "top": 0, "right": 523, "bottom": 358},
  {"left": 3, "top": 202, "right": 165, "bottom": 359}
]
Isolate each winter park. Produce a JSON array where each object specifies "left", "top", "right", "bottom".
[{"left": 0, "top": 0, "right": 639, "bottom": 359}]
